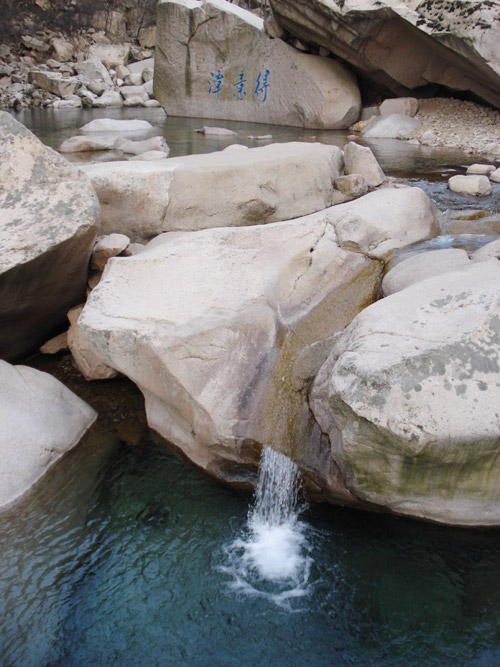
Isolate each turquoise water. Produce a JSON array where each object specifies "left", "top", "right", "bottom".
[{"left": 2, "top": 425, "right": 500, "bottom": 666}]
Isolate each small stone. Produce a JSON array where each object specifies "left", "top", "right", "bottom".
[
  {"left": 448, "top": 175, "right": 492, "bottom": 197},
  {"left": 333, "top": 173, "right": 368, "bottom": 199},
  {"left": 91, "top": 233, "right": 131, "bottom": 271},
  {"left": 490, "top": 168, "right": 500, "bottom": 183},
  {"left": 466, "top": 164, "right": 496, "bottom": 175},
  {"left": 343, "top": 141, "right": 385, "bottom": 187},
  {"left": 39, "top": 331, "right": 68, "bottom": 354},
  {"left": 195, "top": 126, "right": 237, "bottom": 136},
  {"left": 380, "top": 97, "right": 419, "bottom": 117}
]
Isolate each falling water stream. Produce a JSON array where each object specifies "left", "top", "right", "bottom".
[{"left": 221, "top": 447, "right": 313, "bottom": 607}]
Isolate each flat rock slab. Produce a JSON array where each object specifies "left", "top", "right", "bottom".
[
  {"left": 81, "top": 142, "right": 344, "bottom": 241},
  {"left": 0, "top": 360, "right": 96, "bottom": 508},
  {"left": 0, "top": 111, "right": 99, "bottom": 361},
  {"left": 310, "top": 261, "right": 500, "bottom": 526},
  {"left": 154, "top": 0, "right": 361, "bottom": 129}
]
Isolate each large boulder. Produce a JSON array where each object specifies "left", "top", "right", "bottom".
[
  {"left": 154, "top": 0, "right": 361, "bottom": 129},
  {"left": 77, "top": 186, "right": 437, "bottom": 494},
  {"left": 0, "top": 112, "right": 99, "bottom": 361},
  {"left": 310, "top": 261, "right": 500, "bottom": 526},
  {"left": 81, "top": 142, "right": 344, "bottom": 241},
  {"left": 0, "top": 360, "right": 97, "bottom": 508},
  {"left": 269, "top": 0, "right": 500, "bottom": 111}
]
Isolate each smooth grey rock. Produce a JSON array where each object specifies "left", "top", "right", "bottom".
[
  {"left": 114, "top": 136, "right": 169, "bottom": 155},
  {"left": 466, "top": 164, "right": 496, "bottom": 176},
  {"left": 77, "top": 217, "right": 381, "bottom": 493},
  {"left": 80, "top": 118, "right": 153, "bottom": 133},
  {"left": 380, "top": 97, "right": 418, "bottom": 117},
  {"left": 343, "top": 141, "right": 385, "bottom": 187}
]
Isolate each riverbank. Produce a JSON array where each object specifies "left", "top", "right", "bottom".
[{"left": 411, "top": 98, "right": 500, "bottom": 159}]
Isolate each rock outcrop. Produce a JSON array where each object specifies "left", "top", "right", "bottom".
[
  {"left": 154, "top": 0, "right": 361, "bottom": 129},
  {"left": 310, "top": 261, "right": 500, "bottom": 526},
  {"left": 0, "top": 112, "right": 99, "bottom": 361},
  {"left": 81, "top": 142, "right": 344, "bottom": 241},
  {"left": 77, "top": 185, "right": 437, "bottom": 495},
  {"left": 0, "top": 360, "right": 97, "bottom": 508},
  {"left": 269, "top": 0, "right": 500, "bottom": 111}
]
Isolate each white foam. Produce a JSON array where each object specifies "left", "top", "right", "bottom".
[{"left": 220, "top": 447, "right": 313, "bottom": 607}]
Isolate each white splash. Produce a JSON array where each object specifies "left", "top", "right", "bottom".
[{"left": 220, "top": 447, "right": 312, "bottom": 607}]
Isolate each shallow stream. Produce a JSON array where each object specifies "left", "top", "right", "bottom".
[{"left": 2, "top": 109, "right": 500, "bottom": 666}]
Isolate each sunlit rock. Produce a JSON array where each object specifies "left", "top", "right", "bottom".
[
  {"left": 81, "top": 142, "right": 344, "bottom": 241},
  {"left": 310, "top": 261, "right": 500, "bottom": 526},
  {"left": 382, "top": 248, "right": 471, "bottom": 296}
]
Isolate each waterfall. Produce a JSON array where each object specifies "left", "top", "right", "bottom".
[
  {"left": 251, "top": 446, "right": 300, "bottom": 527},
  {"left": 221, "top": 446, "right": 312, "bottom": 606}
]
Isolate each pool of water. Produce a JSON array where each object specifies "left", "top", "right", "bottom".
[
  {"left": 2, "top": 110, "right": 500, "bottom": 666},
  {"left": 2, "top": 420, "right": 500, "bottom": 666}
]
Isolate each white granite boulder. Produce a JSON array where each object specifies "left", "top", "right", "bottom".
[
  {"left": 310, "top": 261, "right": 500, "bottom": 526},
  {"left": 82, "top": 142, "right": 344, "bottom": 241},
  {"left": 59, "top": 135, "right": 117, "bottom": 153},
  {"left": 0, "top": 360, "right": 97, "bottom": 508},
  {"left": 380, "top": 97, "right": 418, "bottom": 117},
  {"left": 114, "top": 136, "right": 169, "bottom": 155},
  {"left": 448, "top": 175, "right": 492, "bottom": 197},
  {"left": 0, "top": 112, "right": 99, "bottom": 361},
  {"left": 154, "top": 0, "right": 361, "bottom": 129}
]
